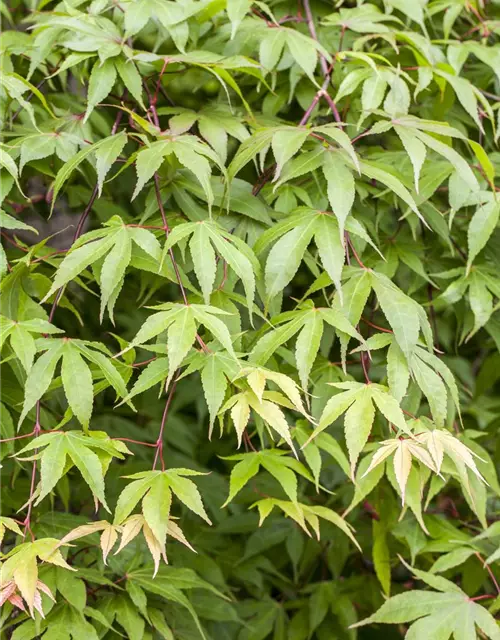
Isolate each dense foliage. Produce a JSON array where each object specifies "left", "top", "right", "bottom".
[{"left": 2, "top": 0, "right": 500, "bottom": 637}]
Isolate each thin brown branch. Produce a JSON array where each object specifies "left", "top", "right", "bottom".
[
  {"left": 153, "top": 377, "right": 178, "bottom": 471},
  {"left": 114, "top": 437, "right": 156, "bottom": 447},
  {"left": 475, "top": 552, "right": 500, "bottom": 596},
  {"left": 345, "top": 232, "right": 367, "bottom": 269},
  {"left": 303, "top": 0, "right": 329, "bottom": 78},
  {"left": 22, "top": 403, "right": 41, "bottom": 540},
  {"left": 360, "top": 317, "right": 393, "bottom": 334}
]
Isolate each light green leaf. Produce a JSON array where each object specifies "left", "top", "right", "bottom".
[
  {"left": 344, "top": 386, "right": 375, "bottom": 475},
  {"left": 321, "top": 154, "right": 355, "bottom": 241},
  {"left": 394, "top": 126, "right": 426, "bottom": 193},
  {"left": 190, "top": 223, "right": 216, "bottom": 304},
  {"left": 467, "top": 202, "right": 500, "bottom": 272},
  {"left": 223, "top": 454, "right": 260, "bottom": 506},
  {"left": 360, "top": 160, "right": 423, "bottom": 222},
  {"left": 265, "top": 220, "right": 316, "bottom": 300},
  {"left": 167, "top": 471, "right": 212, "bottom": 524},
  {"left": 115, "top": 57, "right": 145, "bottom": 109},
  {"left": 387, "top": 340, "right": 409, "bottom": 402},
  {"left": 201, "top": 353, "right": 228, "bottom": 430},
  {"left": 44, "top": 236, "right": 114, "bottom": 300},
  {"left": 114, "top": 474, "right": 157, "bottom": 524},
  {"left": 206, "top": 226, "right": 257, "bottom": 314},
  {"left": 260, "top": 454, "right": 298, "bottom": 503},
  {"left": 295, "top": 311, "right": 323, "bottom": 390},
  {"left": 272, "top": 128, "right": 309, "bottom": 182},
  {"left": 100, "top": 227, "right": 132, "bottom": 322},
  {"left": 95, "top": 131, "right": 128, "bottom": 196},
  {"left": 362, "top": 74, "right": 387, "bottom": 112},
  {"left": 64, "top": 433, "right": 109, "bottom": 510},
  {"left": 85, "top": 59, "right": 117, "bottom": 123},
  {"left": 371, "top": 272, "right": 420, "bottom": 358},
  {"left": 142, "top": 474, "right": 171, "bottom": 545},
  {"left": 166, "top": 307, "right": 197, "bottom": 386},
  {"left": 37, "top": 435, "right": 68, "bottom": 504},
  {"left": 120, "top": 358, "right": 170, "bottom": 405},
  {"left": 19, "top": 342, "right": 65, "bottom": 427},
  {"left": 192, "top": 306, "right": 237, "bottom": 360},
  {"left": 133, "top": 141, "right": 170, "bottom": 200},
  {"left": 61, "top": 343, "right": 93, "bottom": 428},
  {"left": 0, "top": 209, "right": 38, "bottom": 234}
]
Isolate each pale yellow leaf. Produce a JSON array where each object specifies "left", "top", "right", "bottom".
[
  {"left": 231, "top": 395, "right": 251, "bottom": 448},
  {"left": 143, "top": 522, "right": 167, "bottom": 577},
  {"left": 115, "top": 514, "right": 145, "bottom": 555},
  {"left": 100, "top": 523, "right": 118, "bottom": 564},
  {"left": 247, "top": 369, "right": 266, "bottom": 402},
  {"left": 394, "top": 440, "right": 412, "bottom": 504}
]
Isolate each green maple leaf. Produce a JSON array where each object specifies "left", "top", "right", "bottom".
[
  {"left": 18, "top": 338, "right": 128, "bottom": 428},
  {"left": 42, "top": 215, "right": 161, "bottom": 321},
  {"left": 353, "top": 560, "right": 500, "bottom": 639},
  {"left": 16, "top": 431, "right": 130, "bottom": 510}
]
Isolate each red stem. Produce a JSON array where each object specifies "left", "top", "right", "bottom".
[
  {"left": 0, "top": 431, "right": 35, "bottom": 443},
  {"left": 132, "top": 357, "right": 157, "bottom": 368},
  {"left": 360, "top": 351, "right": 371, "bottom": 384},
  {"left": 475, "top": 552, "right": 500, "bottom": 596},
  {"left": 114, "top": 437, "right": 156, "bottom": 447},
  {"left": 153, "top": 377, "right": 178, "bottom": 471},
  {"left": 303, "top": 0, "right": 329, "bottom": 78},
  {"left": 360, "top": 317, "right": 393, "bottom": 334},
  {"left": 345, "top": 232, "right": 367, "bottom": 269},
  {"left": 22, "top": 404, "right": 41, "bottom": 540}
]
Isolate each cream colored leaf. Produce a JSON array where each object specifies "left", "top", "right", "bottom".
[
  {"left": 115, "top": 514, "right": 145, "bottom": 555},
  {"left": 167, "top": 519, "right": 196, "bottom": 552},
  {"left": 100, "top": 523, "right": 118, "bottom": 565},
  {"left": 231, "top": 395, "right": 251, "bottom": 448},
  {"left": 249, "top": 395, "right": 297, "bottom": 456},
  {"left": 13, "top": 555, "right": 37, "bottom": 616},
  {"left": 262, "top": 369, "right": 308, "bottom": 416},
  {"left": 36, "top": 580, "right": 55, "bottom": 602},
  {"left": 39, "top": 548, "right": 76, "bottom": 572},
  {"left": 419, "top": 429, "right": 486, "bottom": 483},
  {"left": 439, "top": 431, "right": 486, "bottom": 483},
  {"left": 362, "top": 440, "right": 399, "bottom": 477},
  {"left": 407, "top": 441, "right": 437, "bottom": 472},
  {"left": 143, "top": 522, "right": 168, "bottom": 578},
  {"left": 58, "top": 521, "right": 109, "bottom": 546},
  {"left": 247, "top": 369, "right": 266, "bottom": 403},
  {"left": 393, "top": 440, "right": 412, "bottom": 505},
  {"left": 33, "top": 590, "right": 44, "bottom": 618},
  {"left": 417, "top": 430, "right": 445, "bottom": 473}
]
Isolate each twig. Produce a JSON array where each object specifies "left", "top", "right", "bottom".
[
  {"left": 427, "top": 284, "right": 440, "bottom": 350},
  {"left": 303, "top": 0, "right": 329, "bottom": 77},
  {"left": 11, "top": 78, "right": 48, "bottom": 124},
  {"left": 345, "top": 232, "right": 367, "bottom": 269},
  {"left": 153, "top": 377, "right": 178, "bottom": 471},
  {"left": 243, "top": 430, "right": 257, "bottom": 452},
  {"left": 114, "top": 437, "right": 156, "bottom": 447},
  {"left": 22, "top": 404, "right": 41, "bottom": 540},
  {"left": 360, "top": 317, "right": 393, "bottom": 333},
  {"left": 360, "top": 351, "right": 371, "bottom": 384},
  {"left": 0, "top": 431, "right": 35, "bottom": 443},
  {"left": 475, "top": 552, "right": 500, "bottom": 596},
  {"left": 132, "top": 357, "right": 157, "bottom": 368}
]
